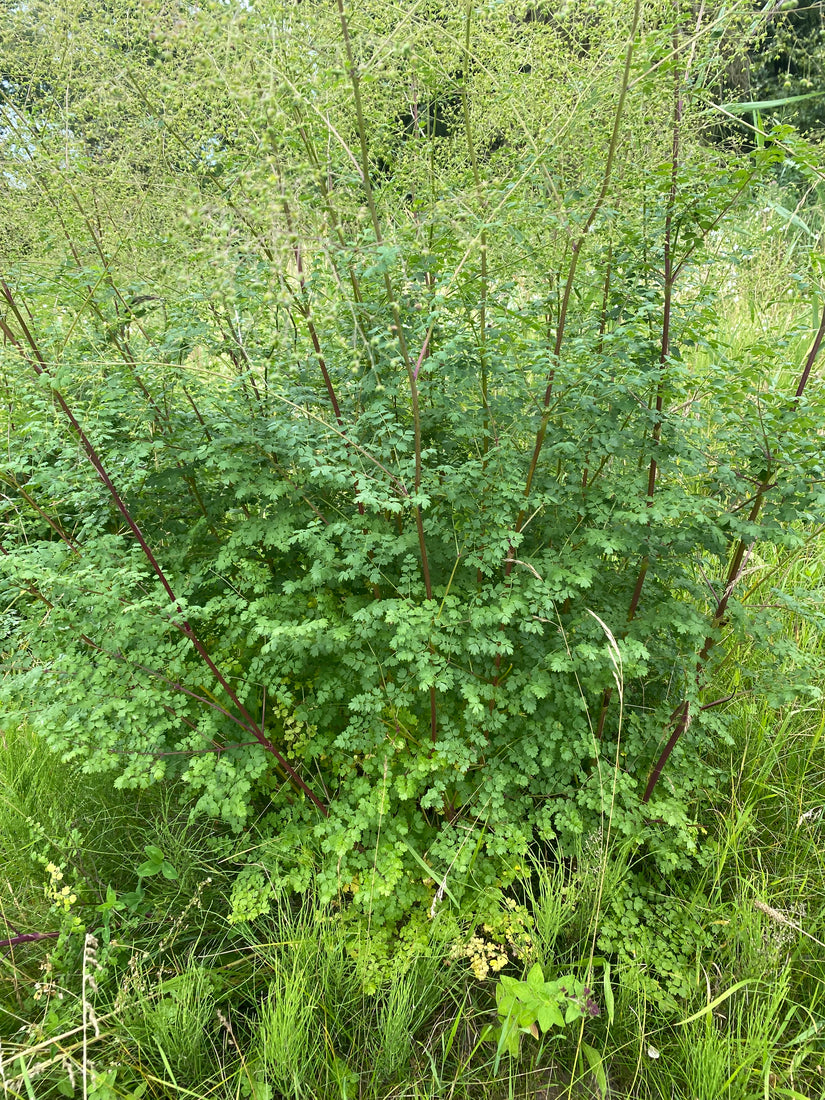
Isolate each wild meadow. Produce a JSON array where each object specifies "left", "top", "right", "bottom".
[{"left": 1, "top": 0, "right": 825, "bottom": 1095}]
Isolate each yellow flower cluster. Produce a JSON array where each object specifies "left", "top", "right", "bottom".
[
  {"left": 450, "top": 935, "right": 509, "bottom": 981},
  {"left": 449, "top": 896, "right": 535, "bottom": 981},
  {"left": 45, "top": 862, "right": 78, "bottom": 911}
]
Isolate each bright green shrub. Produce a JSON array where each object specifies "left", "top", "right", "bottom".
[{"left": 1, "top": 0, "right": 824, "bottom": 927}]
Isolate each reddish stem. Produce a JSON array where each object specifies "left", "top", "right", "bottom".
[{"left": 0, "top": 281, "right": 328, "bottom": 817}]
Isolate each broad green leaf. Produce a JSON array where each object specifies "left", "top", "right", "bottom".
[
  {"left": 603, "top": 962, "right": 615, "bottom": 1027},
  {"left": 526, "top": 962, "right": 544, "bottom": 990},
  {"left": 136, "top": 860, "right": 162, "bottom": 878},
  {"left": 581, "top": 1042, "right": 607, "bottom": 1096},
  {"left": 538, "top": 1003, "right": 564, "bottom": 1031}
]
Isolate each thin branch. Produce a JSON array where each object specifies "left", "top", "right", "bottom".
[
  {"left": 517, "top": 0, "right": 642, "bottom": 521},
  {"left": 0, "top": 282, "right": 327, "bottom": 816}
]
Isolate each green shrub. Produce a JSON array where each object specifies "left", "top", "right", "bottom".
[{"left": 1, "top": 0, "right": 824, "bottom": 930}]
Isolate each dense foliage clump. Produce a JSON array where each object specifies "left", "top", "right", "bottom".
[{"left": 2, "top": 0, "right": 825, "bottom": 929}]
